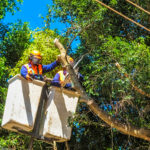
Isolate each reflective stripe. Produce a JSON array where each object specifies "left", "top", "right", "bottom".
[
  {"left": 58, "top": 71, "right": 67, "bottom": 81},
  {"left": 24, "top": 64, "right": 43, "bottom": 76},
  {"left": 58, "top": 70, "right": 74, "bottom": 87}
]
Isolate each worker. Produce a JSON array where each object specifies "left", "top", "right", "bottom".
[
  {"left": 51, "top": 56, "right": 83, "bottom": 88},
  {"left": 20, "top": 50, "right": 61, "bottom": 81}
]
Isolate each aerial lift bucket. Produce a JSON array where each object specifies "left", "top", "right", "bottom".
[
  {"left": 1, "top": 74, "right": 45, "bottom": 132},
  {"left": 40, "top": 86, "right": 79, "bottom": 142},
  {"left": 1, "top": 74, "right": 79, "bottom": 143}
]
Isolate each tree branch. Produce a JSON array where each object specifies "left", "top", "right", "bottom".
[
  {"left": 115, "top": 62, "right": 150, "bottom": 98},
  {"left": 54, "top": 39, "right": 150, "bottom": 142},
  {"left": 66, "top": 22, "right": 95, "bottom": 52}
]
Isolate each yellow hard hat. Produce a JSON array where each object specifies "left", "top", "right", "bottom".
[
  {"left": 30, "top": 50, "right": 42, "bottom": 59},
  {"left": 67, "top": 56, "right": 74, "bottom": 65}
]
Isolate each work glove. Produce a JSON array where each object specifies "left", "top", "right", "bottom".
[
  {"left": 26, "top": 74, "right": 33, "bottom": 81},
  {"left": 60, "top": 81, "right": 65, "bottom": 87},
  {"left": 44, "top": 75, "right": 52, "bottom": 83},
  {"left": 60, "top": 76, "right": 71, "bottom": 87},
  {"left": 56, "top": 55, "right": 61, "bottom": 63}
]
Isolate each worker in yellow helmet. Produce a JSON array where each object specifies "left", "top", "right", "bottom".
[
  {"left": 51, "top": 56, "right": 83, "bottom": 88},
  {"left": 20, "top": 50, "right": 61, "bottom": 81}
]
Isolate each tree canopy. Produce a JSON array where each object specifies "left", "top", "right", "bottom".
[
  {"left": 0, "top": 0, "right": 150, "bottom": 149},
  {"left": 0, "top": 0, "right": 22, "bottom": 19},
  {"left": 50, "top": 0, "right": 150, "bottom": 149}
]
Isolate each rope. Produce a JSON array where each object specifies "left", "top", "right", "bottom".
[
  {"left": 94, "top": 0, "right": 150, "bottom": 32},
  {"left": 126, "top": 0, "right": 150, "bottom": 15}
]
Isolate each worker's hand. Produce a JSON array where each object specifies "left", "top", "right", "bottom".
[
  {"left": 56, "top": 55, "right": 61, "bottom": 63},
  {"left": 43, "top": 75, "right": 52, "bottom": 83},
  {"left": 26, "top": 74, "right": 33, "bottom": 81},
  {"left": 60, "top": 81, "right": 66, "bottom": 87},
  {"left": 66, "top": 76, "right": 71, "bottom": 83}
]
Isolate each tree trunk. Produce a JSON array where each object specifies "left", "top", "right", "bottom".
[
  {"left": 65, "top": 141, "right": 70, "bottom": 150},
  {"left": 53, "top": 141, "right": 57, "bottom": 150},
  {"left": 54, "top": 39, "right": 150, "bottom": 142}
]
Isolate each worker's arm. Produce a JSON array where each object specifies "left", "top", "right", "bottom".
[
  {"left": 51, "top": 73, "right": 72, "bottom": 88},
  {"left": 20, "top": 65, "right": 33, "bottom": 81},
  {"left": 42, "top": 61, "right": 59, "bottom": 73},
  {"left": 51, "top": 73, "right": 61, "bottom": 87},
  {"left": 78, "top": 73, "right": 84, "bottom": 82},
  {"left": 65, "top": 83, "right": 72, "bottom": 88},
  {"left": 20, "top": 65, "right": 28, "bottom": 79}
]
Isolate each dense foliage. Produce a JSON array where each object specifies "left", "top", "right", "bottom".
[
  {"left": 0, "top": 27, "right": 65, "bottom": 150},
  {"left": 0, "top": 21, "right": 31, "bottom": 67},
  {"left": 50, "top": 0, "right": 150, "bottom": 149},
  {"left": 10, "top": 29, "right": 65, "bottom": 77},
  {"left": 0, "top": 0, "right": 150, "bottom": 149},
  {"left": 0, "top": 0, "right": 63, "bottom": 149},
  {"left": 0, "top": 0, "right": 22, "bottom": 19},
  {"left": 0, "top": 57, "right": 9, "bottom": 124}
]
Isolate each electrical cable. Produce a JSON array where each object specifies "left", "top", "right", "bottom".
[
  {"left": 94, "top": 0, "right": 150, "bottom": 32},
  {"left": 126, "top": 0, "right": 150, "bottom": 15}
]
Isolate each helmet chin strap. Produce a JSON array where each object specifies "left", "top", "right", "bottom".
[{"left": 31, "top": 56, "right": 41, "bottom": 65}]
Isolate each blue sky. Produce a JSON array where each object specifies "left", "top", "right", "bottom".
[
  {"left": 4, "top": 0, "right": 66, "bottom": 33},
  {"left": 3, "top": 0, "right": 80, "bottom": 50}
]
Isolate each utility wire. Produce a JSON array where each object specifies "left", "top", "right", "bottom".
[
  {"left": 126, "top": 0, "right": 150, "bottom": 15},
  {"left": 94, "top": 0, "right": 150, "bottom": 32}
]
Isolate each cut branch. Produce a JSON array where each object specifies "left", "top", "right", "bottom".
[
  {"left": 54, "top": 38, "right": 88, "bottom": 98},
  {"left": 54, "top": 39, "right": 150, "bottom": 142},
  {"left": 66, "top": 22, "right": 95, "bottom": 52}
]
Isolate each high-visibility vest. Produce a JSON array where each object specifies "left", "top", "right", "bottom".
[
  {"left": 58, "top": 70, "right": 74, "bottom": 87},
  {"left": 24, "top": 63, "right": 43, "bottom": 76},
  {"left": 58, "top": 71, "right": 67, "bottom": 81}
]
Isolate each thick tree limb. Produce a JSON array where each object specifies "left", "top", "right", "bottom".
[
  {"left": 80, "top": 98, "right": 150, "bottom": 141},
  {"left": 54, "top": 38, "right": 88, "bottom": 98},
  {"left": 54, "top": 39, "right": 150, "bottom": 142}
]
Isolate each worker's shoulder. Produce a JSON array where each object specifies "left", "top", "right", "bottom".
[
  {"left": 21, "top": 64, "right": 29, "bottom": 69},
  {"left": 58, "top": 70, "right": 63, "bottom": 74},
  {"left": 23, "top": 64, "right": 28, "bottom": 66}
]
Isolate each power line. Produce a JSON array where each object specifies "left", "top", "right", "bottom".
[
  {"left": 94, "top": 0, "right": 150, "bottom": 32},
  {"left": 126, "top": 0, "right": 150, "bottom": 15}
]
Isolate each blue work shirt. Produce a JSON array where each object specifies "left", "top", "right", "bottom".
[
  {"left": 20, "top": 61, "right": 59, "bottom": 81},
  {"left": 51, "top": 70, "right": 84, "bottom": 88}
]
